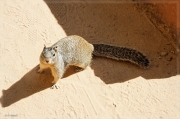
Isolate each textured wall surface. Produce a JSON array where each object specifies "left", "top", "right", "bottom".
[
  {"left": 134, "top": 0, "right": 180, "bottom": 66},
  {"left": 0, "top": 0, "right": 180, "bottom": 119}
]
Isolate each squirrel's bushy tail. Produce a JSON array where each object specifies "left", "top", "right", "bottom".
[{"left": 93, "top": 44, "right": 150, "bottom": 68}]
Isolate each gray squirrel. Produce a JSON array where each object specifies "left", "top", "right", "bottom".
[{"left": 38, "top": 35, "right": 149, "bottom": 88}]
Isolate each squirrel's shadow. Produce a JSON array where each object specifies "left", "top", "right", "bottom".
[
  {"left": 0, "top": 65, "right": 53, "bottom": 107},
  {"left": 0, "top": 65, "right": 79, "bottom": 107}
]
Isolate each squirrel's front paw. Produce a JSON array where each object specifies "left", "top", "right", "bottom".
[
  {"left": 37, "top": 69, "right": 43, "bottom": 73},
  {"left": 51, "top": 84, "right": 60, "bottom": 89},
  {"left": 74, "top": 66, "right": 84, "bottom": 72},
  {"left": 36, "top": 68, "right": 43, "bottom": 73}
]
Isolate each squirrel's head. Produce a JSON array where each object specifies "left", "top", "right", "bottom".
[{"left": 41, "top": 45, "right": 58, "bottom": 64}]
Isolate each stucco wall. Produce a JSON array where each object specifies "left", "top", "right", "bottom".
[{"left": 0, "top": 0, "right": 180, "bottom": 119}]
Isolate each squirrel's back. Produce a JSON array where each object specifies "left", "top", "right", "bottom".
[{"left": 52, "top": 35, "right": 94, "bottom": 65}]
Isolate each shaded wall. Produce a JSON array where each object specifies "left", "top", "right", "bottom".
[{"left": 135, "top": 0, "right": 179, "bottom": 49}]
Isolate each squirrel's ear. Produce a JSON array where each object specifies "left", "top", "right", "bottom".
[
  {"left": 44, "top": 44, "right": 46, "bottom": 49},
  {"left": 53, "top": 46, "right": 58, "bottom": 52}
]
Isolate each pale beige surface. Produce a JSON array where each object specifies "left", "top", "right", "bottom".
[{"left": 0, "top": 0, "right": 180, "bottom": 119}]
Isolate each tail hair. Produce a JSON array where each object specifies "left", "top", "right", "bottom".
[{"left": 93, "top": 44, "right": 150, "bottom": 68}]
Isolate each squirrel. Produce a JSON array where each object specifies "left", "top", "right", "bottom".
[{"left": 38, "top": 35, "right": 149, "bottom": 88}]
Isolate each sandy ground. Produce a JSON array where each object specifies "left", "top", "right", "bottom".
[{"left": 0, "top": 0, "right": 180, "bottom": 119}]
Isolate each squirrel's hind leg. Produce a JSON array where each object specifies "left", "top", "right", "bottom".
[
  {"left": 74, "top": 60, "right": 92, "bottom": 72},
  {"left": 74, "top": 66, "right": 84, "bottom": 72}
]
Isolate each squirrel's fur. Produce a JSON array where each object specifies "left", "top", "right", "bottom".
[{"left": 38, "top": 35, "right": 149, "bottom": 85}]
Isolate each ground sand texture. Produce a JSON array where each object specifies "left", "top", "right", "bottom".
[{"left": 0, "top": 0, "right": 180, "bottom": 119}]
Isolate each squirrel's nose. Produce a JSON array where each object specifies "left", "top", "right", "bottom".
[{"left": 46, "top": 60, "right": 49, "bottom": 63}]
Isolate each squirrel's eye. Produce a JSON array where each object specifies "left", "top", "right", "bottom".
[{"left": 53, "top": 54, "right": 55, "bottom": 56}]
